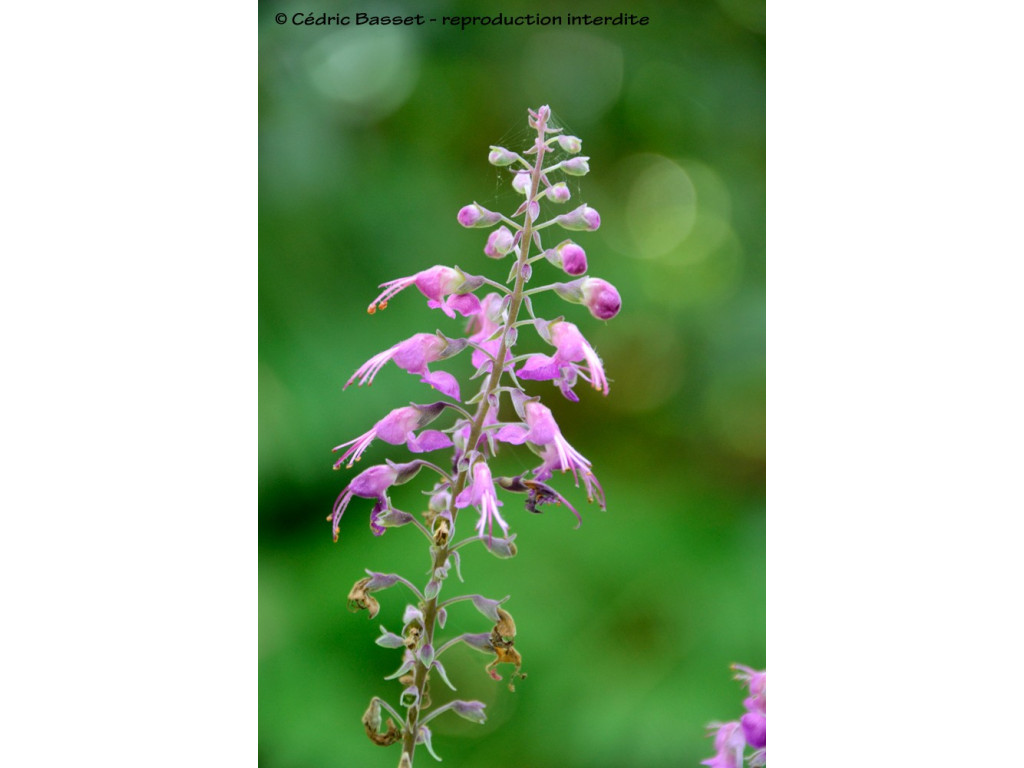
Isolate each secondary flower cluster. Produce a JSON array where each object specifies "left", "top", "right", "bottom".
[
  {"left": 330, "top": 105, "right": 620, "bottom": 765},
  {"left": 703, "top": 665, "right": 767, "bottom": 768}
]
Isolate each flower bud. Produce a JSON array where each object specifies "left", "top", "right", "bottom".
[
  {"left": 470, "top": 594, "right": 508, "bottom": 622},
  {"left": 375, "top": 627, "right": 406, "bottom": 649},
  {"left": 429, "top": 488, "right": 451, "bottom": 513},
  {"left": 460, "top": 633, "right": 495, "bottom": 653},
  {"left": 561, "top": 156, "right": 590, "bottom": 176},
  {"left": 451, "top": 700, "right": 488, "bottom": 724},
  {"left": 364, "top": 571, "right": 401, "bottom": 590},
  {"left": 557, "top": 135, "right": 582, "bottom": 153},
  {"left": 424, "top": 578, "right": 442, "bottom": 600},
  {"left": 552, "top": 276, "right": 620, "bottom": 320},
  {"left": 741, "top": 712, "right": 767, "bottom": 749},
  {"left": 484, "top": 225, "right": 514, "bottom": 258},
  {"left": 581, "top": 277, "right": 621, "bottom": 320},
  {"left": 482, "top": 535, "right": 518, "bottom": 559},
  {"left": 554, "top": 204, "right": 600, "bottom": 231},
  {"left": 546, "top": 241, "right": 587, "bottom": 276},
  {"left": 457, "top": 203, "right": 502, "bottom": 228},
  {"left": 417, "top": 643, "right": 435, "bottom": 667},
  {"left": 512, "top": 170, "right": 531, "bottom": 195},
  {"left": 545, "top": 182, "right": 571, "bottom": 203},
  {"left": 488, "top": 146, "right": 518, "bottom": 166},
  {"left": 374, "top": 506, "right": 415, "bottom": 529}
]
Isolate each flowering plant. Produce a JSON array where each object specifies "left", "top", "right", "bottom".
[
  {"left": 329, "top": 105, "right": 620, "bottom": 766},
  {"left": 703, "top": 665, "right": 767, "bottom": 767}
]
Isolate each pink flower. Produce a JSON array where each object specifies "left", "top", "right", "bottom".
[
  {"left": 733, "top": 664, "right": 766, "bottom": 715},
  {"left": 702, "top": 721, "right": 746, "bottom": 768},
  {"left": 367, "top": 265, "right": 482, "bottom": 319},
  {"left": 515, "top": 319, "right": 608, "bottom": 401},
  {"left": 703, "top": 666, "right": 766, "bottom": 768},
  {"left": 455, "top": 461, "right": 509, "bottom": 540},
  {"left": 328, "top": 460, "right": 423, "bottom": 541},
  {"left": 333, "top": 403, "right": 452, "bottom": 468},
  {"left": 494, "top": 401, "right": 605, "bottom": 510},
  {"left": 346, "top": 332, "right": 467, "bottom": 400},
  {"left": 740, "top": 712, "right": 766, "bottom": 750},
  {"left": 467, "top": 293, "right": 511, "bottom": 372}
]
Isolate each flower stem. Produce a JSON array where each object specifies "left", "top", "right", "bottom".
[{"left": 397, "top": 109, "right": 551, "bottom": 768}]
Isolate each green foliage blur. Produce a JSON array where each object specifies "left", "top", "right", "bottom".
[{"left": 259, "top": 0, "right": 764, "bottom": 765}]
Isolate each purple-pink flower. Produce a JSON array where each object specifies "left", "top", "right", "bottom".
[
  {"left": 733, "top": 664, "right": 766, "bottom": 714},
  {"left": 494, "top": 400, "right": 605, "bottom": 510},
  {"left": 329, "top": 460, "right": 424, "bottom": 541},
  {"left": 516, "top": 319, "right": 608, "bottom": 401},
  {"left": 467, "top": 293, "right": 511, "bottom": 372},
  {"left": 455, "top": 460, "right": 509, "bottom": 539},
  {"left": 333, "top": 403, "right": 452, "bottom": 469},
  {"left": 704, "top": 665, "right": 767, "bottom": 768},
  {"left": 367, "top": 265, "right": 482, "bottom": 319},
  {"left": 740, "top": 712, "right": 766, "bottom": 751},
  {"left": 346, "top": 332, "right": 467, "bottom": 400},
  {"left": 702, "top": 721, "right": 747, "bottom": 768}
]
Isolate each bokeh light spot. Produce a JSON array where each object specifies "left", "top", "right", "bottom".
[
  {"left": 304, "top": 29, "right": 419, "bottom": 122},
  {"left": 626, "top": 154, "right": 698, "bottom": 259}
]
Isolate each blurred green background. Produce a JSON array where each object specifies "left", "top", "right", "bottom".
[{"left": 259, "top": 0, "right": 764, "bottom": 765}]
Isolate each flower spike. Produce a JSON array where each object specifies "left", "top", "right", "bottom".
[{"left": 328, "top": 106, "right": 621, "bottom": 766}]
